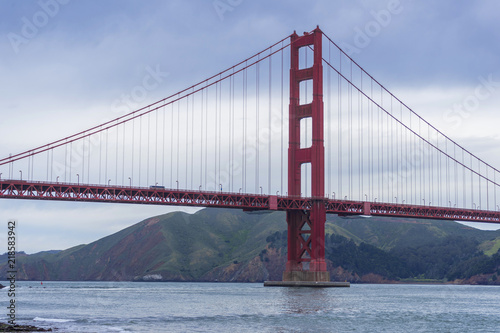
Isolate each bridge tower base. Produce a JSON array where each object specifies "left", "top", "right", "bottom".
[{"left": 282, "top": 270, "right": 330, "bottom": 282}]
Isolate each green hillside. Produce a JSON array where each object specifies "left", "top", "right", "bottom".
[
  {"left": 479, "top": 236, "right": 500, "bottom": 256},
  {"left": 2, "top": 208, "right": 500, "bottom": 284},
  {"left": 328, "top": 216, "right": 500, "bottom": 250},
  {"left": 3, "top": 208, "right": 286, "bottom": 281}
]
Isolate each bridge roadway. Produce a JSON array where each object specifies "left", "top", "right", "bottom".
[{"left": 1, "top": 179, "right": 499, "bottom": 224}]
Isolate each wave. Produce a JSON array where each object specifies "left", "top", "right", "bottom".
[{"left": 33, "top": 317, "right": 76, "bottom": 323}]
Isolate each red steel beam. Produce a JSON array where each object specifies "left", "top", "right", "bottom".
[
  {"left": 0, "top": 180, "right": 272, "bottom": 210},
  {"left": 2, "top": 180, "right": 500, "bottom": 224}
]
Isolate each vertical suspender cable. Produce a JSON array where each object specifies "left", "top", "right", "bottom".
[
  {"left": 462, "top": 149, "right": 465, "bottom": 207},
  {"left": 243, "top": 64, "right": 247, "bottom": 192},
  {"left": 88, "top": 135, "right": 91, "bottom": 183},
  {"left": 419, "top": 119, "right": 423, "bottom": 205},
  {"left": 338, "top": 49, "right": 342, "bottom": 199},
  {"left": 177, "top": 98, "right": 180, "bottom": 187},
  {"left": 230, "top": 72, "right": 234, "bottom": 192},
  {"left": 162, "top": 106, "right": 166, "bottom": 186},
  {"left": 121, "top": 124, "right": 125, "bottom": 185},
  {"left": 281, "top": 45, "right": 284, "bottom": 196},
  {"left": 46, "top": 150, "right": 49, "bottom": 181},
  {"left": 215, "top": 81, "right": 219, "bottom": 189},
  {"left": 104, "top": 130, "right": 108, "bottom": 185},
  {"left": 139, "top": 114, "right": 142, "bottom": 186},
  {"left": 186, "top": 94, "right": 189, "bottom": 188},
  {"left": 218, "top": 76, "right": 222, "bottom": 189},
  {"left": 131, "top": 117, "right": 135, "bottom": 186},
  {"left": 52, "top": 148, "right": 55, "bottom": 182},
  {"left": 115, "top": 121, "right": 119, "bottom": 184},
  {"left": 256, "top": 58, "right": 260, "bottom": 193},
  {"left": 376, "top": 86, "right": 380, "bottom": 201},
  {"left": 479, "top": 158, "right": 482, "bottom": 209},
  {"left": 147, "top": 112, "right": 150, "bottom": 186},
  {"left": 171, "top": 104, "right": 174, "bottom": 187},
  {"left": 327, "top": 42, "right": 332, "bottom": 197},
  {"left": 200, "top": 87, "right": 204, "bottom": 189},
  {"left": 351, "top": 62, "right": 355, "bottom": 199},
  {"left": 268, "top": 49, "right": 272, "bottom": 194},
  {"left": 486, "top": 165, "right": 489, "bottom": 210},
  {"left": 359, "top": 69, "right": 363, "bottom": 200},
  {"left": 155, "top": 106, "right": 159, "bottom": 185},
  {"left": 81, "top": 135, "right": 85, "bottom": 183},
  {"left": 205, "top": 86, "right": 208, "bottom": 188},
  {"left": 98, "top": 131, "right": 102, "bottom": 184},
  {"left": 69, "top": 141, "right": 73, "bottom": 182}
]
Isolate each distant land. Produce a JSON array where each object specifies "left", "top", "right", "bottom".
[{"left": 1, "top": 208, "right": 500, "bottom": 284}]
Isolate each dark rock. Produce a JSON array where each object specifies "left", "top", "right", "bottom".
[{"left": 0, "top": 323, "right": 51, "bottom": 332}]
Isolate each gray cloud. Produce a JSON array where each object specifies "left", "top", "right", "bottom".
[{"left": 1, "top": 0, "right": 499, "bottom": 253}]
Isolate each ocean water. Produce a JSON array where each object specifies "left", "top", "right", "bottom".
[{"left": 2, "top": 281, "right": 500, "bottom": 332}]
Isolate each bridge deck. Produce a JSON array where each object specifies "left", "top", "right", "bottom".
[{"left": 1, "top": 180, "right": 499, "bottom": 224}]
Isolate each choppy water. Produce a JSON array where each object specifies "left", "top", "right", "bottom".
[{"left": 2, "top": 281, "right": 500, "bottom": 332}]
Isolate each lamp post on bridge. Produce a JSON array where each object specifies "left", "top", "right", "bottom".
[
  {"left": 56, "top": 176, "right": 59, "bottom": 183},
  {"left": 260, "top": 186, "right": 262, "bottom": 195},
  {"left": 19, "top": 170, "right": 22, "bottom": 181},
  {"left": 108, "top": 179, "right": 111, "bottom": 186},
  {"left": 129, "top": 177, "right": 132, "bottom": 188},
  {"left": 0, "top": 173, "right": 2, "bottom": 181},
  {"left": 76, "top": 174, "right": 79, "bottom": 185}
]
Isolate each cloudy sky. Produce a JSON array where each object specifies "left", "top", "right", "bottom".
[{"left": 1, "top": 0, "right": 500, "bottom": 253}]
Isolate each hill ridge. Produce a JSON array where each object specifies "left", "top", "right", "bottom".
[{"left": 2, "top": 208, "right": 500, "bottom": 284}]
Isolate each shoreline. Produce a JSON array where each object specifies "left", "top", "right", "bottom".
[
  {"left": 0, "top": 323, "right": 51, "bottom": 332},
  {"left": 4, "top": 279, "right": 500, "bottom": 286}
]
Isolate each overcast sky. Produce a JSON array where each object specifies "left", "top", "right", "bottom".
[{"left": 1, "top": 0, "right": 500, "bottom": 253}]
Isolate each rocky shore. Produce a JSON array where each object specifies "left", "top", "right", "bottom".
[{"left": 0, "top": 323, "right": 51, "bottom": 332}]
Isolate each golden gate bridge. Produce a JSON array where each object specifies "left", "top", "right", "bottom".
[{"left": 1, "top": 27, "right": 500, "bottom": 284}]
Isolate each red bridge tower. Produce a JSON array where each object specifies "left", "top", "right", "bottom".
[{"left": 284, "top": 27, "right": 329, "bottom": 282}]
